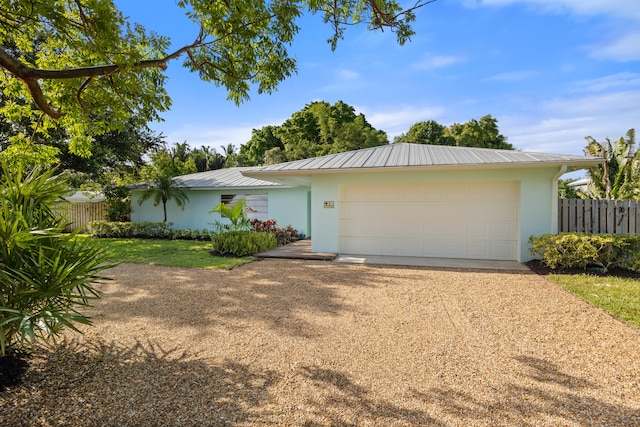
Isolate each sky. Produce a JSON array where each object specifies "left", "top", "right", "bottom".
[{"left": 116, "top": 0, "right": 640, "bottom": 177}]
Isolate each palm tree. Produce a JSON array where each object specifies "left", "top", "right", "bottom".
[
  {"left": 137, "top": 175, "right": 190, "bottom": 222},
  {"left": 221, "top": 143, "right": 237, "bottom": 167}
]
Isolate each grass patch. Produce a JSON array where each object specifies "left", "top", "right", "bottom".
[
  {"left": 79, "top": 236, "right": 253, "bottom": 269},
  {"left": 546, "top": 274, "right": 640, "bottom": 329}
]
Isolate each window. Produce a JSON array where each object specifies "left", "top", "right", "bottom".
[{"left": 221, "top": 194, "right": 268, "bottom": 220}]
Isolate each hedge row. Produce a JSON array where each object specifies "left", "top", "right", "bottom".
[
  {"left": 88, "top": 221, "right": 295, "bottom": 257},
  {"left": 529, "top": 233, "right": 640, "bottom": 272},
  {"left": 88, "top": 221, "right": 212, "bottom": 241}
]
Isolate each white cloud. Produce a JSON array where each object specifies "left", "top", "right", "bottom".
[
  {"left": 484, "top": 71, "right": 539, "bottom": 82},
  {"left": 570, "top": 72, "right": 640, "bottom": 93},
  {"left": 500, "top": 89, "right": 640, "bottom": 155},
  {"left": 356, "top": 105, "right": 447, "bottom": 139},
  {"left": 338, "top": 68, "right": 361, "bottom": 80},
  {"left": 468, "top": 0, "right": 640, "bottom": 62},
  {"left": 472, "top": 0, "right": 640, "bottom": 20},
  {"left": 590, "top": 31, "right": 640, "bottom": 62},
  {"left": 412, "top": 55, "right": 466, "bottom": 70},
  {"left": 318, "top": 68, "right": 367, "bottom": 93}
]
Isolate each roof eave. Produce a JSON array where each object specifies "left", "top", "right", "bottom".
[{"left": 243, "top": 159, "right": 603, "bottom": 178}]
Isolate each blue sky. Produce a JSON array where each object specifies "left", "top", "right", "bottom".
[{"left": 117, "top": 0, "right": 639, "bottom": 172}]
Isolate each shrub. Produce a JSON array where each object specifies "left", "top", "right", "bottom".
[
  {"left": 210, "top": 198, "right": 250, "bottom": 232},
  {"left": 211, "top": 230, "right": 277, "bottom": 257},
  {"left": 171, "top": 228, "right": 212, "bottom": 241},
  {"left": 103, "top": 185, "right": 131, "bottom": 222},
  {"left": 528, "top": 233, "right": 640, "bottom": 272},
  {"left": 250, "top": 218, "right": 300, "bottom": 246},
  {"left": 0, "top": 164, "right": 114, "bottom": 356},
  {"left": 89, "top": 222, "right": 213, "bottom": 241},
  {"left": 172, "top": 228, "right": 194, "bottom": 240},
  {"left": 89, "top": 221, "right": 173, "bottom": 239}
]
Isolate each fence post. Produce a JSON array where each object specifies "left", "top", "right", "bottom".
[
  {"left": 575, "top": 199, "right": 584, "bottom": 232},
  {"left": 583, "top": 199, "right": 591, "bottom": 233},
  {"left": 616, "top": 200, "right": 628, "bottom": 234},
  {"left": 631, "top": 201, "right": 638, "bottom": 235}
]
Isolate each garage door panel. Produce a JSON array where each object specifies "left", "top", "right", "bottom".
[
  {"left": 490, "top": 242, "right": 515, "bottom": 259},
  {"left": 489, "top": 222, "right": 517, "bottom": 240},
  {"left": 339, "top": 182, "right": 519, "bottom": 260},
  {"left": 422, "top": 239, "right": 444, "bottom": 257},
  {"left": 443, "top": 240, "right": 466, "bottom": 257},
  {"left": 466, "top": 223, "right": 490, "bottom": 239},
  {"left": 467, "top": 241, "right": 490, "bottom": 258}
]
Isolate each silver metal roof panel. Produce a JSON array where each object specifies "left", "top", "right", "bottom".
[{"left": 245, "top": 143, "right": 602, "bottom": 174}]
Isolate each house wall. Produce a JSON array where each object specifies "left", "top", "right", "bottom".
[
  {"left": 131, "top": 186, "right": 310, "bottom": 236},
  {"left": 310, "top": 167, "right": 562, "bottom": 262}
]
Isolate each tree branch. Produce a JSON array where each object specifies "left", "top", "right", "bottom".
[{"left": 0, "top": 42, "right": 199, "bottom": 119}]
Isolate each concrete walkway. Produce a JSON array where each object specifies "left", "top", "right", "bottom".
[
  {"left": 256, "top": 239, "right": 337, "bottom": 261},
  {"left": 257, "top": 240, "right": 530, "bottom": 271}
]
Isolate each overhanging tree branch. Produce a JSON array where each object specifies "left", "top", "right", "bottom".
[
  {"left": 0, "top": 43, "right": 198, "bottom": 119},
  {"left": 0, "top": 0, "right": 437, "bottom": 122}
]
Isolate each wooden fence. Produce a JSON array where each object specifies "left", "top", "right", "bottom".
[
  {"left": 54, "top": 201, "right": 107, "bottom": 232},
  {"left": 558, "top": 198, "right": 640, "bottom": 235}
]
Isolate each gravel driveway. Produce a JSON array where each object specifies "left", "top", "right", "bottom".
[{"left": 2, "top": 259, "right": 639, "bottom": 426}]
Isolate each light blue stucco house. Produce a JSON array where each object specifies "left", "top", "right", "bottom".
[
  {"left": 132, "top": 143, "right": 601, "bottom": 262},
  {"left": 131, "top": 167, "right": 311, "bottom": 237}
]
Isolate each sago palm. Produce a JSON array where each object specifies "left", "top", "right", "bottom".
[{"left": 0, "top": 163, "right": 114, "bottom": 356}]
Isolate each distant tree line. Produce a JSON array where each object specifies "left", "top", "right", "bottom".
[
  {"left": 239, "top": 100, "right": 389, "bottom": 166},
  {"left": 393, "top": 115, "right": 514, "bottom": 150}
]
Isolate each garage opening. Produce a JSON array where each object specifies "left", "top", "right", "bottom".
[{"left": 339, "top": 182, "right": 519, "bottom": 260}]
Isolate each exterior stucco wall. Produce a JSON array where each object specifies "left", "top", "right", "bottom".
[
  {"left": 310, "top": 167, "right": 562, "bottom": 262},
  {"left": 131, "top": 187, "right": 310, "bottom": 236}
]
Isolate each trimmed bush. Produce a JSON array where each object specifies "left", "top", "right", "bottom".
[
  {"left": 171, "top": 228, "right": 212, "bottom": 241},
  {"left": 529, "top": 233, "right": 640, "bottom": 272},
  {"left": 89, "top": 222, "right": 213, "bottom": 241},
  {"left": 211, "top": 230, "right": 277, "bottom": 257},
  {"left": 89, "top": 221, "right": 173, "bottom": 239}
]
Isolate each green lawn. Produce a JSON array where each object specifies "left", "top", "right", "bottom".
[
  {"left": 81, "top": 236, "right": 253, "bottom": 269},
  {"left": 546, "top": 274, "right": 640, "bottom": 329}
]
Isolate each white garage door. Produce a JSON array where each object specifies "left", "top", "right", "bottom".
[{"left": 339, "top": 182, "right": 519, "bottom": 260}]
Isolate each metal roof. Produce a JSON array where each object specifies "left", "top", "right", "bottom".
[
  {"left": 243, "top": 143, "right": 602, "bottom": 175},
  {"left": 131, "top": 167, "right": 283, "bottom": 190}
]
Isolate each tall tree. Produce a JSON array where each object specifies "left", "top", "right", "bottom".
[
  {"left": 396, "top": 115, "right": 514, "bottom": 150},
  {"left": 1, "top": 81, "right": 164, "bottom": 182},
  {"left": 393, "top": 120, "right": 454, "bottom": 145},
  {"left": 446, "top": 115, "right": 513, "bottom": 149},
  {"left": 221, "top": 143, "right": 239, "bottom": 167},
  {"left": 241, "top": 101, "right": 388, "bottom": 165},
  {"left": 192, "top": 146, "right": 225, "bottom": 172},
  {"left": 141, "top": 144, "right": 197, "bottom": 180},
  {"left": 0, "top": 0, "right": 432, "bottom": 156},
  {"left": 240, "top": 126, "right": 285, "bottom": 166},
  {"left": 583, "top": 129, "right": 639, "bottom": 200},
  {"left": 54, "top": 120, "right": 164, "bottom": 186}
]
